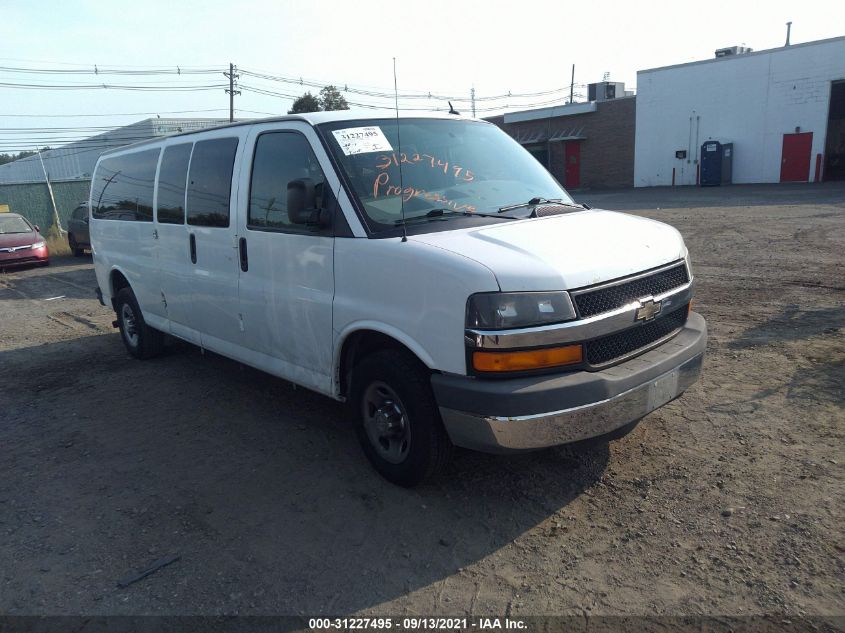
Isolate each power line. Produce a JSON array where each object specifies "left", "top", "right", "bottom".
[
  {"left": 0, "top": 56, "right": 227, "bottom": 68},
  {"left": 0, "top": 65, "right": 222, "bottom": 75},
  {"left": 0, "top": 81, "right": 228, "bottom": 91},
  {"left": 1, "top": 62, "right": 584, "bottom": 108},
  {"left": 240, "top": 67, "right": 577, "bottom": 103},
  {"left": 0, "top": 60, "right": 594, "bottom": 152},
  {"left": 0, "top": 108, "right": 279, "bottom": 118}
]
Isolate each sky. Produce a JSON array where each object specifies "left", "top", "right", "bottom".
[{"left": 1, "top": 0, "right": 844, "bottom": 152}]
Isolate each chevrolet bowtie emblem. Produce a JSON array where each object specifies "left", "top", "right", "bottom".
[{"left": 635, "top": 297, "right": 662, "bottom": 321}]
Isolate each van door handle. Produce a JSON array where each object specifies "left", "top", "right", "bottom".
[
  {"left": 238, "top": 237, "right": 248, "bottom": 272},
  {"left": 189, "top": 233, "right": 197, "bottom": 264}
]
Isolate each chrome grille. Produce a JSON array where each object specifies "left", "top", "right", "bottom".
[
  {"left": 585, "top": 305, "right": 688, "bottom": 366},
  {"left": 572, "top": 262, "right": 689, "bottom": 318}
]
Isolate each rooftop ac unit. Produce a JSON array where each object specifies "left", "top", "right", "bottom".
[
  {"left": 715, "top": 46, "right": 753, "bottom": 58},
  {"left": 587, "top": 81, "right": 626, "bottom": 102}
]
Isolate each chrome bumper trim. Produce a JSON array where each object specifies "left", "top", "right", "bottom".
[
  {"left": 439, "top": 352, "right": 703, "bottom": 453},
  {"left": 465, "top": 280, "right": 694, "bottom": 350}
]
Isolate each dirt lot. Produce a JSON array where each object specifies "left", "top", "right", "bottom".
[{"left": 1, "top": 183, "right": 843, "bottom": 618}]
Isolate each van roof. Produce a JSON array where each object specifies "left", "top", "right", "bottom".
[{"left": 99, "top": 109, "right": 482, "bottom": 157}]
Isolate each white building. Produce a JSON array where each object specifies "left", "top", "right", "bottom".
[{"left": 634, "top": 36, "right": 845, "bottom": 187}]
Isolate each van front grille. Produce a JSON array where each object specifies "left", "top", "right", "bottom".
[
  {"left": 572, "top": 262, "right": 689, "bottom": 318},
  {"left": 585, "top": 305, "right": 689, "bottom": 366}
]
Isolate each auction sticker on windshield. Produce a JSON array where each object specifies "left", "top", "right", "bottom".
[{"left": 332, "top": 126, "right": 393, "bottom": 156}]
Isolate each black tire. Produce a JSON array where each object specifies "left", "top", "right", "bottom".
[
  {"left": 350, "top": 349, "right": 453, "bottom": 487},
  {"left": 68, "top": 234, "right": 84, "bottom": 257},
  {"left": 114, "top": 287, "right": 164, "bottom": 359}
]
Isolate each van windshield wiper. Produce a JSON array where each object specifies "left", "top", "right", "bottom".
[
  {"left": 395, "top": 208, "right": 517, "bottom": 225},
  {"left": 497, "top": 197, "right": 588, "bottom": 213}
]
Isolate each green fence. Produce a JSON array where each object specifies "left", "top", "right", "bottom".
[{"left": 0, "top": 180, "right": 90, "bottom": 230}]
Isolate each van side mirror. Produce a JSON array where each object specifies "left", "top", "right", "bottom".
[
  {"left": 34, "top": 225, "right": 40, "bottom": 232},
  {"left": 287, "top": 178, "right": 331, "bottom": 228}
]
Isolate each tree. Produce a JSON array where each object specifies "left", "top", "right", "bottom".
[
  {"left": 319, "top": 85, "right": 349, "bottom": 111},
  {"left": 287, "top": 92, "right": 321, "bottom": 114},
  {"left": 0, "top": 148, "right": 49, "bottom": 166}
]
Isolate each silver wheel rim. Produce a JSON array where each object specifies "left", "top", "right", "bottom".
[
  {"left": 362, "top": 381, "right": 411, "bottom": 464},
  {"left": 121, "top": 303, "right": 139, "bottom": 348}
]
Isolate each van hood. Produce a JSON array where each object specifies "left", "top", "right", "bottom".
[{"left": 410, "top": 209, "right": 687, "bottom": 291}]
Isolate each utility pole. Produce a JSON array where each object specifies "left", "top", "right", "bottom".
[
  {"left": 224, "top": 63, "right": 241, "bottom": 122},
  {"left": 470, "top": 86, "right": 476, "bottom": 118},
  {"left": 569, "top": 64, "right": 575, "bottom": 104}
]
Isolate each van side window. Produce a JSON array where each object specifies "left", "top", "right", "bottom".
[
  {"left": 248, "top": 132, "right": 327, "bottom": 232},
  {"left": 91, "top": 149, "right": 160, "bottom": 222},
  {"left": 156, "top": 143, "right": 192, "bottom": 225},
  {"left": 186, "top": 138, "right": 239, "bottom": 228}
]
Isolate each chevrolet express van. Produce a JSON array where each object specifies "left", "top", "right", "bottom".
[{"left": 90, "top": 111, "right": 706, "bottom": 486}]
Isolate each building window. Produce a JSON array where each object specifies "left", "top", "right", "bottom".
[{"left": 523, "top": 143, "right": 549, "bottom": 168}]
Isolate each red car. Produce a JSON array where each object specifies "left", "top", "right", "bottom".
[{"left": 0, "top": 213, "right": 49, "bottom": 269}]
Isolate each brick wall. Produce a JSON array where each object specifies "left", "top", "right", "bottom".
[
  {"left": 489, "top": 96, "right": 636, "bottom": 190},
  {"left": 578, "top": 97, "right": 636, "bottom": 189}
]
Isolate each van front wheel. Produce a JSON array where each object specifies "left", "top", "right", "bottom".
[
  {"left": 115, "top": 287, "right": 164, "bottom": 360},
  {"left": 351, "top": 350, "right": 453, "bottom": 487}
]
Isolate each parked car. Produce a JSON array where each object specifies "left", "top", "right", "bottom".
[
  {"left": 90, "top": 111, "right": 706, "bottom": 486},
  {"left": 67, "top": 202, "right": 90, "bottom": 256},
  {"left": 0, "top": 213, "right": 49, "bottom": 269}
]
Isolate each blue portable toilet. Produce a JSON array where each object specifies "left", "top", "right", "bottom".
[{"left": 700, "top": 141, "right": 733, "bottom": 186}]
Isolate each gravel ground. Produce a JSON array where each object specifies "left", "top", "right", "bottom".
[{"left": 0, "top": 183, "right": 843, "bottom": 618}]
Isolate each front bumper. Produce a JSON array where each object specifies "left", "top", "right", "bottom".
[
  {"left": 433, "top": 312, "right": 707, "bottom": 453},
  {"left": 0, "top": 249, "right": 49, "bottom": 267}
]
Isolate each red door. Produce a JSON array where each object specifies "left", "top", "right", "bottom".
[
  {"left": 564, "top": 141, "right": 581, "bottom": 189},
  {"left": 780, "top": 132, "right": 813, "bottom": 182}
]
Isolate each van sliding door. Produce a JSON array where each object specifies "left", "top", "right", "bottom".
[{"left": 184, "top": 136, "right": 243, "bottom": 352}]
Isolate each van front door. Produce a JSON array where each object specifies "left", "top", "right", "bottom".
[
  {"left": 236, "top": 125, "right": 335, "bottom": 395},
  {"left": 185, "top": 135, "right": 244, "bottom": 351}
]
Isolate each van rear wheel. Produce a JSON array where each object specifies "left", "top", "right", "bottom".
[
  {"left": 115, "top": 287, "right": 164, "bottom": 360},
  {"left": 351, "top": 349, "right": 453, "bottom": 487}
]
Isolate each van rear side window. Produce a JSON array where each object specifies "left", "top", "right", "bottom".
[
  {"left": 156, "top": 143, "right": 192, "bottom": 225},
  {"left": 186, "top": 138, "right": 239, "bottom": 228},
  {"left": 92, "top": 148, "right": 160, "bottom": 222}
]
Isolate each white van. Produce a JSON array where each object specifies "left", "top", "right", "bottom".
[{"left": 90, "top": 111, "right": 706, "bottom": 486}]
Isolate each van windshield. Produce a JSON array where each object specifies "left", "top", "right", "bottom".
[{"left": 318, "top": 118, "right": 573, "bottom": 234}]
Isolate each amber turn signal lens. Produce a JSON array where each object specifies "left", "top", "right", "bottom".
[{"left": 472, "top": 344, "right": 583, "bottom": 372}]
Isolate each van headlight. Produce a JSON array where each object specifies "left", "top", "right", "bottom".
[
  {"left": 31, "top": 241, "right": 45, "bottom": 249},
  {"left": 466, "top": 291, "right": 576, "bottom": 330}
]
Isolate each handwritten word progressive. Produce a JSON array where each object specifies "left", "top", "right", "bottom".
[{"left": 373, "top": 172, "right": 477, "bottom": 214}]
